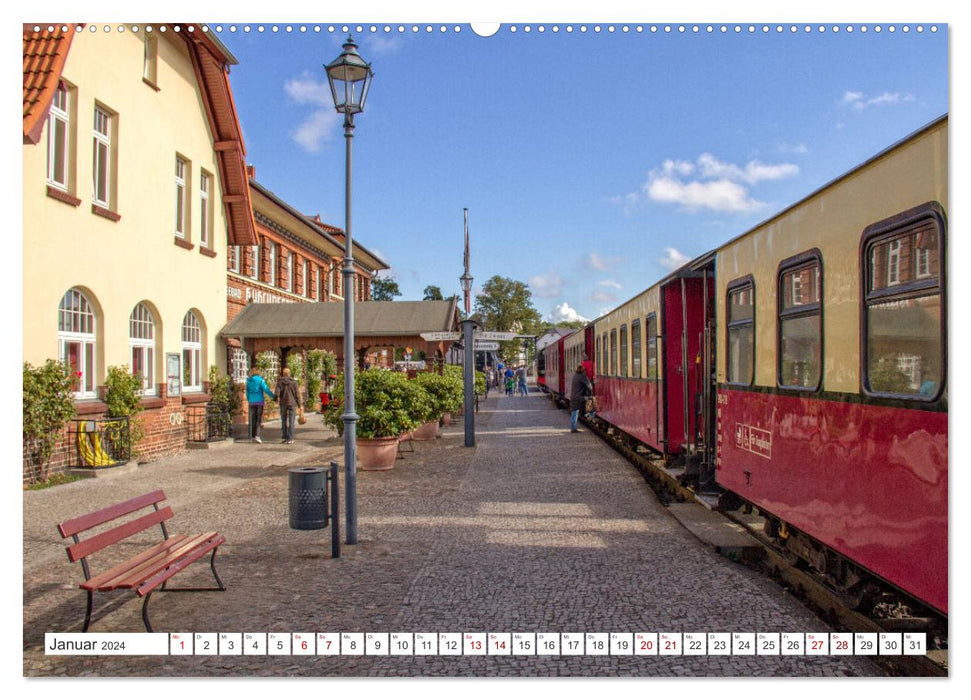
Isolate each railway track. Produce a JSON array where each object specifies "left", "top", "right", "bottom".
[{"left": 582, "top": 414, "right": 948, "bottom": 677}]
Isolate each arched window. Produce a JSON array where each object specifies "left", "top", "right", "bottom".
[
  {"left": 58, "top": 288, "right": 96, "bottom": 398},
  {"left": 182, "top": 311, "right": 203, "bottom": 392},
  {"left": 130, "top": 303, "right": 156, "bottom": 395}
]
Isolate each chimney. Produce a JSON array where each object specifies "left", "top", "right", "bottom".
[{"left": 246, "top": 163, "right": 256, "bottom": 180}]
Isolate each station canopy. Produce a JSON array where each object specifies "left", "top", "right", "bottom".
[{"left": 220, "top": 299, "right": 461, "bottom": 360}]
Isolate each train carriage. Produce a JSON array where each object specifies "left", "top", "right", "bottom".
[{"left": 713, "top": 116, "right": 947, "bottom": 614}]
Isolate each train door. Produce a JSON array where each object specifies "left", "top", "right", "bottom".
[
  {"left": 697, "top": 261, "right": 718, "bottom": 489},
  {"left": 660, "top": 271, "right": 712, "bottom": 469}
]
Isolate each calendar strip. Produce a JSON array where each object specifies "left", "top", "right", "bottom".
[{"left": 45, "top": 632, "right": 928, "bottom": 656}]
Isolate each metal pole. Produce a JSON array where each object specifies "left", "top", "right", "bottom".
[
  {"left": 330, "top": 462, "right": 341, "bottom": 558},
  {"left": 462, "top": 319, "right": 475, "bottom": 447},
  {"left": 342, "top": 113, "right": 359, "bottom": 544}
]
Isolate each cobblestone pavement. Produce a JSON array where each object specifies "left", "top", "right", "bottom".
[{"left": 23, "top": 391, "right": 881, "bottom": 677}]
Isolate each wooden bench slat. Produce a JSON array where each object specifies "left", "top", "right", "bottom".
[
  {"left": 80, "top": 535, "right": 193, "bottom": 590},
  {"left": 98, "top": 533, "right": 221, "bottom": 591},
  {"left": 58, "top": 491, "right": 226, "bottom": 632},
  {"left": 66, "top": 506, "right": 174, "bottom": 562},
  {"left": 58, "top": 490, "right": 167, "bottom": 538},
  {"left": 135, "top": 534, "right": 227, "bottom": 596}
]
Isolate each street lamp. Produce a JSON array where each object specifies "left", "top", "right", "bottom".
[{"left": 326, "top": 36, "right": 373, "bottom": 545}]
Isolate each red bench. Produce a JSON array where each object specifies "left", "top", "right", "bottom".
[{"left": 57, "top": 490, "right": 226, "bottom": 632}]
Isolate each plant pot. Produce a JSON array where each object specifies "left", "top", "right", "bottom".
[
  {"left": 413, "top": 420, "right": 440, "bottom": 441},
  {"left": 440, "top": 412, "right": 453, "bottom": 426},
  {"left": 356, "top": 435, "right": 399, "bottom": 470}
]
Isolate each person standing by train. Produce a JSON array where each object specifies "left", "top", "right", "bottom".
[
  {"left": 516, "top": 365, "right": 528, "bottom": 396},
  {"left": 569, "top": 364, "right": 593, "bottom": 433}
]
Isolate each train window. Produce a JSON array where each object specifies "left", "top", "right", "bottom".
[
  {"left": 620, "top": 324, "right": 629, "bottom": 377},
  {"left": 610, "top": 329, "right": 618, "bottom": 376},
  {"left": 646, "top": 314, "right": 658, "bottom": 380},
  {"left": 727, "top": 279, "right": 755, "bottom": 385},
  {"left": 863, "top": 207, "right": 945, "bottom": 399},
  {"left": 778, "top": 253, "right": 822, "bottom": 390},
  {"left": 601, "top": 332, "right": 608, "bottom": 375},
  {"left": 596, "top": 335, "right": 602, "bottom": 375},
  {"left": 631, "top": 319, "right": 642, "bottom": 379}
]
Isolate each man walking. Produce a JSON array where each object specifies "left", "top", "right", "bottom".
[
  {"left": 246, "top": 367, "right": 275, "bottom": 444},
  {"left": 569, "top": 364, "right": 592, "bottom": 433},
  {"left": 275, "top": 367, "right": 301, "bottom": 444}
]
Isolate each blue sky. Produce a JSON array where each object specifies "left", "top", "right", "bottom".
[{"left": 217, "top": 18, "right": 948, "bottom": 323}]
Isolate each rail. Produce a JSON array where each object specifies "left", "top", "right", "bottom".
[
  {"left": 185, "top": 404, "right": 231, "bottom": 443},
  {"left": 70, "top": 417, "right": 130, "bottom": 468}
]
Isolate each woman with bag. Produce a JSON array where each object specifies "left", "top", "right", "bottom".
[{"left": 275, "top": 367, "right": 301, "bottom": 444}]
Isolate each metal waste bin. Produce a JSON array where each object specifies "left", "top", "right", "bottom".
[{"left": 288, "top": 466, "right": 329, "bottom": 530}]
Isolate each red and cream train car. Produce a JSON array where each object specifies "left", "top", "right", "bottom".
[
  {"left": 714, "top": 116, "right": 947, "bottom": 614},
  {"left": 584, "top": 116, "right": 947, "bottom": 615}
]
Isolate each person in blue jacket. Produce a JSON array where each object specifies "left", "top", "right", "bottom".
[{"left": 246, "top": 367, "right": 275, "bottom": 443}]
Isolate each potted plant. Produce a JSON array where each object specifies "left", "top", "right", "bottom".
[
  {"left": 414, "top": 371, "right": 463, "bottom": 430},
  {"left": 410, "top": 373, "right": 445, "bottom": 440},
  {"left": 323, "top": 369, "right": 421, "bottom": 470}
]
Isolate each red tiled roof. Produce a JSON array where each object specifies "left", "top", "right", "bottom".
[
  {"left": 22, "top": 23, "right": 257, "bottom": 246},
  {"left": 23, "top": 24, "right": 76, "bottom": 144},
  {"left": 180, "top": 25, "right": 257, "bottom": 246}
]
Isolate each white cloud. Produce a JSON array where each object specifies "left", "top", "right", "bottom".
[
  {"left": 529, "top": 272, "right": 563, "bottom": 299},
  {"left": 284, "top": 73, "right": 333, "bottom": 107},
  {"left": 547, "top": 302, "right": 588, "bottom": 324},
  {"left": 590, "top": 290, "right": 618, "bottom": 303},
  {"left": 586, "top": 253, "right": 622, "bottom": 272},
  {"left": 630, "top": 152, "right": 798, "bottom": 214},
  {"left": 841, "top": 90, "right": 915, "bottom": 111},
  {"left": 647, "top": 176, "right": 762, "bottom": 213},
  {"left": 777, "top": 142, "right": 808, "bottom": 155},
  {"left": 659, "top": 247, "right": 691, "bottom": 271},
  {"left": 597, "top": 279, "right": 622, "bottom": 290},
  {"left": 292, "top": 109, "right": 338, "bottom": 153}
]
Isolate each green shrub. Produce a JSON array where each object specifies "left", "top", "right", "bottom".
[
  {"left": 414, "top": 371, "right": 463, "bottom": 417},
  {"left": 324, "top": 369, "right": 424, "bottom": 439},
  {"left": 22, "top": 360, "right": 76, "bottom": 482},
  {"left": 103, "top": 364, "right": 145, "bottom": 457}
]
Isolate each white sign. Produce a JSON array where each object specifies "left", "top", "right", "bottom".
[
  {"left": 475, "top": 331, "right": 519, "bottom": 341},
  {"left": 474, "top": 341, "right": 500, "bottom": 351},
  {"left": 419, "top": 331, "right": 461, "bottom": 341}
]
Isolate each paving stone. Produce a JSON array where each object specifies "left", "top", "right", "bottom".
[{"left": 23, "top": 393, "right": 881, "bottom": 677}]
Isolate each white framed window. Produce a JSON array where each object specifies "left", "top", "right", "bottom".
[
  {"left": 47, "top": 82, "right": 70, "bottom": 190},
  {"left": 317, "top": 265, "right": 324, "bottom": 301},
  {"left": 285, "top": 250, "right": 293, "bottom": 291},
  {"left": 58, "top": 288, "right": 97, "bottom": 398},
  {"left": 916, "top": 247, "right": 931, "bottom": 279},
  {"left": 250, "top": 244, "right": 260, "bottom": 279},
  {"left": 199, "top": 171, "right": 211, "bottom": 249},
  {"left": 229, "top": 246, "right": 240, "bottom": 273},
  {"left": 181, "top": 311, "right": 203, "bottom": 392},
  {"left": 92, "top": 106, "right": 112, "bottom": 207},
  {"left": 143, "top": 33, "right": 158, "bottom": 84},
  {"left": 129, "top": 303, "right": 156, "bottom": 396},
  {"left": 268, "top": 241, "right": 277, "bottom": 286},
  {"left": 887, "top": 239, "right": 901, "bottom": 286},
  {"left": 303, "top": 259, "right": 311, "bottom": 298},
  {"left": 175, "top": 156, "right": 188, "bottom": 238},
  {"left": 230, "top": 347, "right": 249, "bottom": 384}
]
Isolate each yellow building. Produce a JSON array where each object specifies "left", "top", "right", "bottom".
[{"left": 22, "top": 24, "right": 256, "bottom": 472}]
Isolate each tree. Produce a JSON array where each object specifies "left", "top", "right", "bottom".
[
  {"left": 474, "top": 275, "right": 542, "bottom": 360},
  {"left": 422, "top": 285, "right": 444, "bottom": 301},
  {"left": 371, "top": 275, "right": 401, "bottom": 301}
]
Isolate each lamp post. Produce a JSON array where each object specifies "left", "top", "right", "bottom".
[{"left": 326, "top": 36, "right": 373, "bottom": 545}]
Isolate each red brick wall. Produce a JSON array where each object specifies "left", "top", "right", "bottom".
[{"left": 22, "top": 387, "right": 211, "bottom": 484}]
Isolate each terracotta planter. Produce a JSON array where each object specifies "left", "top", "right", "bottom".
[
  {"left": 440, "top": 412, "right": 453, "bottom": 426},
  {"left": 412, "top": 420, "right": 440, "bottom": 441},
  {"left": 356, "top": 436, "right": 399, "bottom": 470}
]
